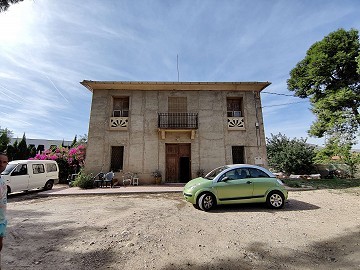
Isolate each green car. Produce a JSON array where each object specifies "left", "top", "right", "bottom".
[{"left": 183, "top": 164, "right": 288, "bottom": 211}]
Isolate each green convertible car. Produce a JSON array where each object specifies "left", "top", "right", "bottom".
[{"left": 183, "top": 164, "right": 288, "bottom": 211}]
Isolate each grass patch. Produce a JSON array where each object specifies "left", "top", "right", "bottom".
[{"left": 282, "top": 178, "right": 360, "bottom": 189}]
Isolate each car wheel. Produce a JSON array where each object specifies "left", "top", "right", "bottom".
[
  {"left": 44, "top": 180, "right": 54, "bottom": 190},
  {"left": 197, "top": 192, "right": 216, "bottom": 211},
  {"left": 266, "top": 191, "right": 285, "bottom": 209}
]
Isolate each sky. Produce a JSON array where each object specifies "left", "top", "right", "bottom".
[{"left": 0, "top": 0, "right": 360, "bottom": 148}]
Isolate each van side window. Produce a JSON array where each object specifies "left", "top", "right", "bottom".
[
  {"left": 33, "top": 164, "right": 45, "bottom": 174},
  {"left": 11, "top": 164, "right": 28, "bottom": 176},
  {"left": 46, "top": 163, "right": 58, "bottom": 172}
]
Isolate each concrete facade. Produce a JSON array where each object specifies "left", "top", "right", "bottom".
[{"left": 81, "top": 81, "right": 270, "bottom": 184}]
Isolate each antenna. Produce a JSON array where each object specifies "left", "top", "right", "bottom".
[{"left": 177, "top": 54, "right": 179, "bottom": 82}]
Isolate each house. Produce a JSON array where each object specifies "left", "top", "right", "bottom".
[
  {"left": 81, "top": 81, "right": 270, "bottom": 184},
  {"left": 10, "top": 138, "right": 72, "bottom": 153}
]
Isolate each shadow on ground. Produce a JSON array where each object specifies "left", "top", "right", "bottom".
[
  {"left": 162, "top": 226, "right": 360, "bottom": 270},
  {"left": 210, "top": 199, "right": 319, "bottom": 213}
]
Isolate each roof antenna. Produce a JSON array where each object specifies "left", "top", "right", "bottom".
[{"left": 177, "top": 54, "right": 180, "bottom": 82}]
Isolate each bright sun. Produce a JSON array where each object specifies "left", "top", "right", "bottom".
[{"left": 0, "top": 1, "right": 36, "bottom": 45}]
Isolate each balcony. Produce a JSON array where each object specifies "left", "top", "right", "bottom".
[
  {"left": 158, "top": 113, "right": 198, "bottom": 139},
  {"left": 110, "top": 117, "right": 128, "bottom": 130},
  {"left": 228, "top": 117, "right": 245, "bottom": 130}
]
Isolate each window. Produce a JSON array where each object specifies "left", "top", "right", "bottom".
[
  {"left": 227, "top": 98, "right": 243, "bottom": 117},
  {"left": 222, "top": 169, "right": 241, "bottom": 180},
  {"left": 232, "top": 146, "right": 244, "bottom": 164},
  {"left": 46, "top": 163, "right": 58, "bottom": 172},
  {"left": 168, "top": 97, "right": 187, "bottom": 112},
  {"left": 249, "top": 168, "right": 270, "bottom": 178},
  {"left": 11, "top": 164, "right": 28, "bottom": 176},
  {"left": 110, "top": 146, "right": 124, "bottom": 172},
  {"left": 113, "top": 97, "right": 129, "bottom": 117},
  {"left": 50, "top": 145, "right": 57, "bottom": 150},
  {"left": 33, "top": 164, "right": 45, "bottom": 174},
  {"left": 37, "top": 144, "right": 45, "bottom": 153}
]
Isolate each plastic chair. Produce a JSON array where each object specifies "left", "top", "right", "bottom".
[
  {"left": 93, "top": 172, "right": 105, "bottom": 187},
  {"left": 103, "top": 171, "right": 114, "bottom": 187},
  {"left": 132, "top": 177, "right": 139, "bottom": 186}
]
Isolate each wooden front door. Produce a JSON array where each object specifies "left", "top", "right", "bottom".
[{"left": 166, "top": 144, "right": 191, "bottom": 183}]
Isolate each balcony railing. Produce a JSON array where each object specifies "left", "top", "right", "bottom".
[
  {"left": 228, "top": 117, "right": 245, "bottom": 130},
  {"left": 110, "top": 117, "right": 128, "bottom": 130},
  {"left": 158, "top": 113, "right": 198, "bottom": 129}
]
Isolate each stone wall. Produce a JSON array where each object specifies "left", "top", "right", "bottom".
[{"left": 85, "top": 89, "right": 268, "bottom": 184}]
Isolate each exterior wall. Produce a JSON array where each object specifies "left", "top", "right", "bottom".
[{"left": 85, "top": 88, "right": 268, "bottom": 184}]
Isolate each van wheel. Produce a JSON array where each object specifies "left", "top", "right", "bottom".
[{"left": 44, "top": 180, "right": 54, "bottom": 190}]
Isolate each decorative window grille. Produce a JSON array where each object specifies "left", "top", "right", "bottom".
[{"left": 168, "top": 97, "right": 187, "bottom": 112}]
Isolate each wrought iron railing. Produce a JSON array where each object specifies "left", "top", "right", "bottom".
[{"left": 158, "top": 113, "right": 198, "bottom": 129}]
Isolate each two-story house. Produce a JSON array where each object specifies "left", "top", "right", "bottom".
[{"left": 81, "top": 81, "right": 270, "bottom": 184}]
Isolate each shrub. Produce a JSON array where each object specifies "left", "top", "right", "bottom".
[{"left": 73, "top": 173, "right": 94, "bottom": 189}]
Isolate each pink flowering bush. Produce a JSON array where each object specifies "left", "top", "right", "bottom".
[{"left": 30, "top": 145, "right": 86, "bottom": 183}]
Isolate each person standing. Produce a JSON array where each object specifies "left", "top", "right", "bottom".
[{"left": 0, "top": 152, "right": 8, "bottom": 268}]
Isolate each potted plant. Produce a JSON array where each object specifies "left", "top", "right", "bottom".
[{"left": 152, "top": 169, "right": 162, "bottom": 185}]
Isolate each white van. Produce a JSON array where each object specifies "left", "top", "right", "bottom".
[{"left": 0, "top": 160, "right": 59, "bottom": 194}]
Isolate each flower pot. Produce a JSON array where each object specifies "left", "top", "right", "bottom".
[{"left": 155, "top": 177, "right": 162, "bottom": 185}]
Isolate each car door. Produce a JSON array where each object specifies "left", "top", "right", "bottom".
[
  {"left": 248, "top": 167, "right": 273, "bottom": 197},
  {"left": 214, "top": 168, "right": 254, "bottom": 202},
  {"left": 10, "top": 164, "right": 30, "bottom": 192}
]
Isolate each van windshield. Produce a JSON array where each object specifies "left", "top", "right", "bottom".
[{"left": 1, "top": 164, "right": 17, "bottom": 175}]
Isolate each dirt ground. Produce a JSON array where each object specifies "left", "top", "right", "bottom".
[{"left": 2, "top": 188, "right": 360, "bottom": 270}]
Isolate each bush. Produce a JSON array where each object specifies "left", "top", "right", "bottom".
[
  {"left": 266, "top": 133, "right": 315, "bottom": 175},
  {"left": 73, "top": 173, "right": 94, "bottom": 189}
]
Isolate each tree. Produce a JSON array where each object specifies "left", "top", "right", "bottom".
[
  {"left": 287, "top": 28, "right": 360, "bottom": 141},
  {"left": 266, "top": 133, "right": 315, "bottom": 175},
  {"left": 0, "top": 127, "right": 12, "bottom": 152},
  {"left": 315, "top": 135, "right": 360, "bottom": 178},
  {"left": 0, "top": 0, "right": 24, "bottom": 12},
  {"left": 16, "top": 133, "right": 29, "bottom": 160}
]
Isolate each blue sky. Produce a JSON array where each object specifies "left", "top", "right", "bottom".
[{"left": 0, "top": 0, "right": 359, "bottom": 148}]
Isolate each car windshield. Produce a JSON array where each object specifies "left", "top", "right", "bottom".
[
  {"left": 205, "top": 166, "right": 229, "bottom": 180},
  {"left": 1, "top": 163, "right": 17, "bottom": 175}
]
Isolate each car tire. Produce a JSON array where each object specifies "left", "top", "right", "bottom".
[
  {"left": 44, "top": 180, "right": 54, "bottom": 190},
  {"left": 197, "top": 192, "right": 216, "bottom": 211},
  {"left": 266, "top": 191, "right": 285, "bottom": 209}
]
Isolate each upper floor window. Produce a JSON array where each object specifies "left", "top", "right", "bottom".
[
  {"left": 168, "top": 97, "right": 187, "bottom": 112},
  {"left": 113, "top": 97, "right": 129, "bottom": 117},
  {"left": 227, "top": 98, "right": 243, "bottom": 117}
]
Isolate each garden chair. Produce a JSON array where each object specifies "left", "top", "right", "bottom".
[
  {"left": 93, "top": 172, "right": 105, "bottom": 188},
  {"left": 103, "top": 171, "right": 114, "bottom": 187}
]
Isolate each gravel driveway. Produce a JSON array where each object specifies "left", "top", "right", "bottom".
[{"left": 2, "top": 188, "right": 360, "bottom": 269}]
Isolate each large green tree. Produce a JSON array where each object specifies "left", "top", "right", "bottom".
[
  {"left": 0, "top": 0, "right": 23, "bottom": 12},
  {"left": 266, "top": 133, "right": 315, "bottom": 175},
  {"left": 287, "top": 28, "right": 360, "bottom": 140}
]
